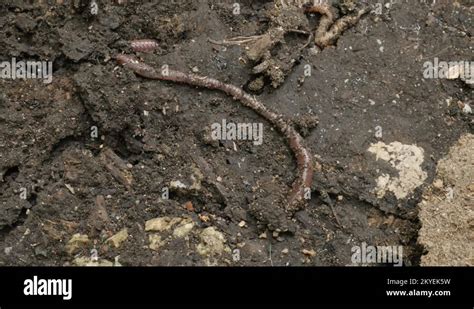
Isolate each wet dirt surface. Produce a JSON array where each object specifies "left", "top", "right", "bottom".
[{"left": 0, "top": 0, "right": 472, "bottom": 266}]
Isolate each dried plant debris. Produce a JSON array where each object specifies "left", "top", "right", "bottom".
[
  {"left": 210, "top": 0, "right": 368, "bottom": 88},
  {"left": 305, "top": 2, "right": 369, "bottom": 48},
  {"left": 99, "top": 148, "right": 134, "bottom": 190}
]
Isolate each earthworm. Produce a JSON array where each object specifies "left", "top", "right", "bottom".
[
  {"left": 115, "top": 53, "right": 313, "bottom": 212},
  {"left": 129, "top": 39, "right": 159, "bottom": 53}
]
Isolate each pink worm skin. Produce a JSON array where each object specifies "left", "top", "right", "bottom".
[
  {"left": 129, "top": 39, "right": 159, "bottom": 53},
  {"left": 115, "top": 53, "right": 313, "bottom": 212}
]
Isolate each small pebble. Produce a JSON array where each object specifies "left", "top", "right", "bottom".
[
  {"left": 106, "top": 228, "right": 128, "bottom": 248},
  {"left": 302, "top": 249, "right": 317, "bottom": 257},
  {"left": 433, "top": 179, "right": 444, "bottom": 189},
  {"left": 462, "top": 103, "right": 472, "bottom": 114}
]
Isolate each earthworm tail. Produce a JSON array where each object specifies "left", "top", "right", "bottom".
[
  {"left": 130, "top": 39, "right": 159, "bottom": 53},
  {"left": 115, "top": 54, "right": 313, "bottom": 211}
]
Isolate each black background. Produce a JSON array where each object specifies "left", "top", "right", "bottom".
[{"left": 0, "top": 267, "right": 472, "bottom": 306}]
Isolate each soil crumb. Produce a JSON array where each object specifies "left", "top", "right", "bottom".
[{"left": 368, "top": 142, "right": 428, "bottom": 199}]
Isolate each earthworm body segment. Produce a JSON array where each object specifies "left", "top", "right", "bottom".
[
  {"left": 116, "top": 43, "right": 313, "bottom": 212},
  {"left": 129, "top": 39, "right": 160, "bottom": 53}
]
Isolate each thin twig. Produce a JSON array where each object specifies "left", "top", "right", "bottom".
[
  {"left": 207, "top": 35, "right": 265, "bottom": 46},
  {"left": 320, "top": 190, "right": 342, "bottom": 227}
]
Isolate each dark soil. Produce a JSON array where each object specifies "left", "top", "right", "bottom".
[{"left": 0, "top": 0, "right": 472, "bottom": 266}]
